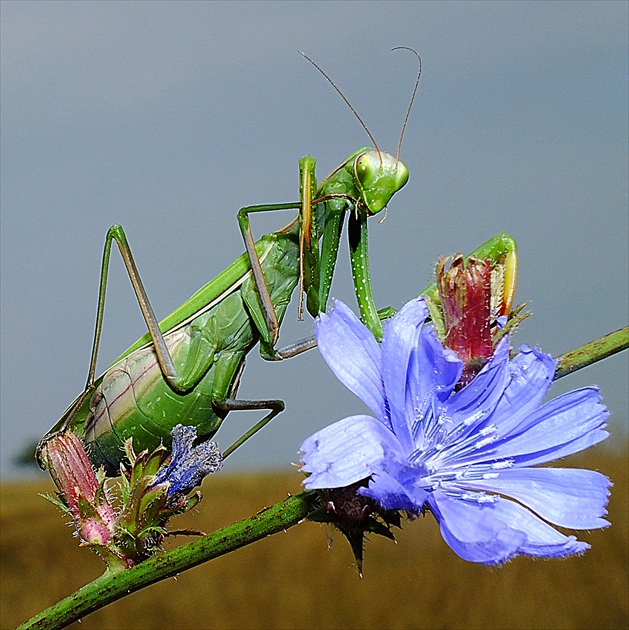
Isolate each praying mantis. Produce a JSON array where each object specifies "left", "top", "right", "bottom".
[
  {"left": 36, "top": 50, "right": 519, "bottom": 477},
  {"left": 37, "top": 51, "right": 419, "bottom": 474}
]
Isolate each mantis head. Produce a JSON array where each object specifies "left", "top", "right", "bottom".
[
  {"left": 301, "top": 48, "right": 419, "bottom": 216},
  {"left": 349, "top": 150, "right": 409, "bottom": 215}
]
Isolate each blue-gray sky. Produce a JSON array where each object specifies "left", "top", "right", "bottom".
[{"left": 1, "top": 1, "right": 627, "bottom": 478}]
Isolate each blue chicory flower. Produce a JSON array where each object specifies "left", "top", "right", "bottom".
[
  {"left": 300, "top": 298, "right": 611, "bottom": 565},
  {"left": 153, "top": 424, "right": 222, "bottom": 501}
]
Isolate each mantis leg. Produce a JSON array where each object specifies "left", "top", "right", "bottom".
[
  {"left": 38, "top": 224, "right": 216, "bottom": 455},
  {"left": 274, "top": 335, "right": 318, "bottom": 359},
  {"left": 237, "top": 155, "right": 324, "bottom": 352},
  {"left": 237, "top": 202, "right": 301, "bottom": 347},
  {"left": 272, "top": 235, "right": 517, "bottom": 362},
  {"left": 208, "top": 356, "right": 285, "bottom": 458},
  {"left": 217, "top": 397, "right": 285, "bottom": 458},
  {"left": 348, "top": 211, "right": 383, "bottom": 340},
  {"left": 84, "top": 225, "right": 215, "bottom": 396}
]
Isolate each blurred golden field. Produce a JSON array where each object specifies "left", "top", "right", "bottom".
[{"left": 2, "top": 447, "right": 627, "bottom": 630}]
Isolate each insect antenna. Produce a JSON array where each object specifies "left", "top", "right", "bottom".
[
  {"left": 299, "top": 51, "right": 382, "bottom": 164},
  {"left": 391, "top": 47, "right": 422, "bottom": 164}
]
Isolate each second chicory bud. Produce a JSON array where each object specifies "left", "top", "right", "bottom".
[
  {"left": 42, "top": 424, "right": 222, "bottom": 569},
  {"left": 40, "top": 431, "right": 116, "bottom": 549}
]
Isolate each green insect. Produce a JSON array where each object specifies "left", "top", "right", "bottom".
[{"left": 37, "top": 51, "right": 421, "bottom": 474}]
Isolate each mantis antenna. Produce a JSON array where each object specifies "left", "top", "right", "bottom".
[
  {"left": 391, "top": 47, "right": 422, "bottom": 164},
  {"left": 298, "top": 50, "right": 383, "bottom": 163}
]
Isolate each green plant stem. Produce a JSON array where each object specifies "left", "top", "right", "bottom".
[
  {"left": 20, "top": 326, "right": 628, "bottom": 630},
  {"left": 19, "top": 491, "right": 320, "bottom": 630},
  {"left": 554, "top": 326, "right": 628, "bottom": 380}
]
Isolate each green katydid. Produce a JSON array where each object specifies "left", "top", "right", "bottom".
[{"left": 37, "top": 51, "right": 421, "bottom": 474}]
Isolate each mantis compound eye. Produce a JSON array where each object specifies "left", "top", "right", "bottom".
[{"left": 353, "top": 150, "right": 409, "bottom": 215}]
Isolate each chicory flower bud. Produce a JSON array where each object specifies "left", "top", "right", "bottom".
[{"left": 40, "top": 431, "right": 116, "bottom": 548}]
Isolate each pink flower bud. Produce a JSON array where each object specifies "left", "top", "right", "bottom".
[
  {"left": 40, "top": 431, "right": 116, "bottom": 546},
  {"left": 437, "top": 255, "right": 494, "bottom": 385}
]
